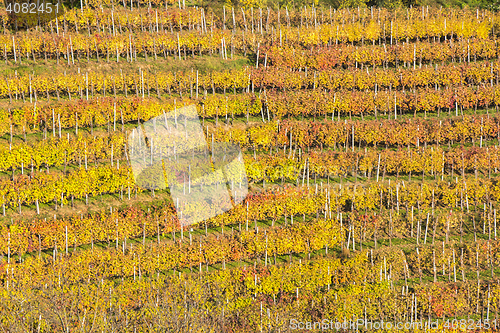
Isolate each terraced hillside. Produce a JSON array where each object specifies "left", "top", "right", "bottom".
[{"left": 1, "top": 2, "right": 500, "bottom": 332}]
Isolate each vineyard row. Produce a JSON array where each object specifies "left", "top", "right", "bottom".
[
  {"left": 5, "top": 84, "right": 500, "bottom": 137},
  {"left": 2, "top": 117, "right": 500, "bottom": 173},
  {"left": 1, "top": 175, "right": 500, "bottom": 254},
  {"left": 1, "top": 252, "right": 495, "bottom": 332},
  {"left": 5, "top": 61, "right": 500, "bottom": 99},
  {"left": 4, "top": 5, "right": 497, "bottom": 37},
  {"left": 0, "top": 32, "right": 497, "bottom": 66},
  {"left": 2, "top": 235, "right": 500, "bottom": 331}
]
